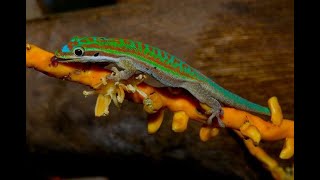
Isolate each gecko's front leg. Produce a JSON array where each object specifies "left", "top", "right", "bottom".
[
  {"left": 105, "top": 59, "right": 138, "bottom": 82},
  {"left": 107, "top": 66, "right": 136, "bottom": 82}
]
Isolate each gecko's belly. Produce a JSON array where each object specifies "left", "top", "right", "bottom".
[
  {"left": 142, "top": 69, "right": 188, "bottom": 88},
  {"left": 143, "top": 69, "right": 218, "bottom": 106}
]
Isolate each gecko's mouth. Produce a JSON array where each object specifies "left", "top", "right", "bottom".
[
  {"left": 50, "top": 56, "right": 111, "bottom": 68},
  {"left": 51, "top": 56, "right": 80, "bottom": 63},
  {"left": 50, "top": 56, "right": 81, "bottom": 67}
]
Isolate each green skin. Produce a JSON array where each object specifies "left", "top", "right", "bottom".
[{"left": 54, "top": 36, "right": 271, "bottom": 127}]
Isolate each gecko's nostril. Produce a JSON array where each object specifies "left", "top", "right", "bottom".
[
  {"left": 94, "top": 52, "right": 99, "bottom": 57},
  {"left": 50, "top": 56, "right": 58, "bottom": 62}
]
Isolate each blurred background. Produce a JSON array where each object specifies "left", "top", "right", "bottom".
[
  {"left": 27, "top": 0, "right": 117, "bottom": 20},
  {"left": 26, "top": 0, "right": 294, "bottom": 179}
]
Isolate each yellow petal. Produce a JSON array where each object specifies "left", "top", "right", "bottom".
[
  {"left": 199, "top": 125, "right": 219, "bottom": 142},
  {"left": 210, "top": 128, "right": 219, "bottom": 137},
  {"left": 172, "top": 111, "right": 189, "bottom": 132},
  {"left": 280, "top": 138, "right": 294, "bottom": 159},
  {"left": 111, "top": 91, "right": 120, "bottom": 108},
  {"left": 268, "top": 96, "right": 283, "bottom": 126},
  {"left": 199, "top": 126, "right": 211, "bottom": 142},
  {"left": 147, "top": 109, "right": 165, "bottom": 134},
  {"left": 240, "top": 121, "right": 261, "bottom": 145},
  {"left": 95, "top": 94, "right": 111, "bottom": 117}
]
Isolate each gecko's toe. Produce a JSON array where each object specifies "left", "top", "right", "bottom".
[
  {"left": 217, "top": 116, "right": 225, "bottom": 128},
  {"left": 207, "top": 115, "right": 213, "bottom": 125},
  {"left": 207, "top": 109, "right": 225, "bottom": 128},
  {"left": 218, "top": 109, "right": 225, "bottom": 128},
  {"left": 220, "top": 108, "right": 224, "bottom": 116}
]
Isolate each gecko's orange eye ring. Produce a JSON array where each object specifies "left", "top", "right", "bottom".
[{"left": 73, "top": 47, "right": 85, "bottom": 56}]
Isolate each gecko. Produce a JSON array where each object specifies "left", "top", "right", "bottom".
[{"left": 53, "top": 36, "right": 273, "bottom": 127}]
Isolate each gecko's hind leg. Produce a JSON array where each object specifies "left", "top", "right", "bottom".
[
  {"left": 200, "top": 103, "right": 225, "bottom": 128},
  {"left": 182, "top": 82, "right": 225, "bottom": 128}
]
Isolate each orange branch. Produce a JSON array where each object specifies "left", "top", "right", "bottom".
[{"left": 26, "top": 43, "right": 294, "bottom": 179}]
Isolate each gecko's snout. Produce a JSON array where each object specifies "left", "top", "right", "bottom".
[
  {"left": 50, "top": 56, "right": 59, "bottom": 67},
  {"left": 50, "top": 56, "right": 58, "bottom": 62}
]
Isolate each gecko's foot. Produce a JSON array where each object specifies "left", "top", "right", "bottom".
[
  {"left": 199, "top": 103, "right": 225, "bottom": 128},
  {"left": 134, "top": 74, "right": 147, "bottom": 85},
  {"left": 207, "top": 109, "right": 225, "bottom": 128},
  {"left": 108, "top": 67, "right": 122, "bottom": 82}
]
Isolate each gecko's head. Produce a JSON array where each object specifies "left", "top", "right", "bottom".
[{"left": 54, "top": 36, "right": 120, "bottom": 63}]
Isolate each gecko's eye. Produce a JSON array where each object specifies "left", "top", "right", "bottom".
[{"left": 73, "top": 47, "right": 85, "bottom": 56}]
